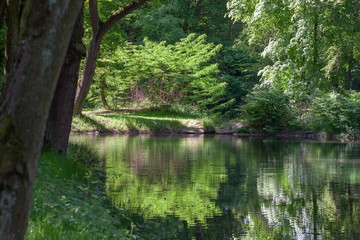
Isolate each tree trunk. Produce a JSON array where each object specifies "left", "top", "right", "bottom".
[
  {"left": 100, "top": 77, "right": 110, "bottom": 109},
  {"left": 346, "top": 56, "right": 353, "bottom": 90},
  {"left": 0, "top": 1, "right": 82, "bottom": 239},
  {"left": 2, "top": 0, "right": 21, "bottom": 99},
  {"left": 73, "top": 0, "right": 149, "bottom": 115},
  {"left": 0, "top": 1, "right": 5, "bottom": 24},
  {"left": 73, "top": 34, "right": 101, "bottom": 115},
  {"left": 44, "top": 6, "right": 85, "bottom": 154}
]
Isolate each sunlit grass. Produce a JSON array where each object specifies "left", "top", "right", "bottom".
[{"left": 71, "top": 107, "right": 215, "bottom": 133}]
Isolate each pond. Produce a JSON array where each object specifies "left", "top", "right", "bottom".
[{"left": 71, "top": 135, "right": 360, "bottom": 239}]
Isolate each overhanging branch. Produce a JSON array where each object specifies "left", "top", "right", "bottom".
[{"left": 100, "top": 0, "right": 149, "bottom": 36}]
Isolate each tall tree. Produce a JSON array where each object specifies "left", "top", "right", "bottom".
[
  {"left": 44, "top": 6, "right": 86, "bottom": 154},
  {"left": 73, "top": 0, "right": 150, "bottom": 115},
  {"left": 2, "top": 0, "right": 22, "bottom": 98},
  {"left": 227, "top": 0, "right": 360, "bottom": 95},
  {"left": 0, "top": 1, "right": 82, "bottom": 239}
]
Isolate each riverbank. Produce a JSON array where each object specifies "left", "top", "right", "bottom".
[
  {"left": 26, "top": 144, "right": 223, "bottom": 240},
  {"left": 26, "top": 144, "right": 138, "bottom": 239},
  {"left": 71, "top": 108, "right": 222, "bottom": 134},
  {"left": 71, "top": 109, "right": 359, "bottom": 141}
]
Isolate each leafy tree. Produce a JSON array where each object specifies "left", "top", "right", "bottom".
[
  {"left": 90, "top": 0, "right": 259, "bottom": 117},
  {"left": 321, "top": 0, "right": 360, "bottom": 90},
  {"left": 94, "top": 34, "right": 228, "bottom": 111},
  {"left": 227, "top": 0, "right": 360, "bottom": 95},
  {"left": 73, "top": 0, "right": 150, "bottom": 115}
]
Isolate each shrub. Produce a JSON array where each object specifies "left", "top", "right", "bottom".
[
  {"left": 241, "top": 87, "right": 298, "bottom": 133},
  {"left": 309, "top": 91, "right": 360, "bottom": 134}
]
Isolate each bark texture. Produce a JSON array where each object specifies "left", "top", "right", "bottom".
[
  {"left": 0, "top": 1, "right": 5, "bottom": 22},
  {"left": 0, "top": 1, "right": 82, "bottom": 239},
  {"left": 44, "top": 6, "right": 85, "bottom": 154},
  {"left": 2, "top": 0, "right": 21, "bottom": 99},
  {"left": 73, "top": 0, "right": 149, "bottom": 115}
]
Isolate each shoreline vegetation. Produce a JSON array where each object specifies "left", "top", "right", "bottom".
[
  {"left": 27, "top": 107, "right": 359, "bottom": 239},
  {"left": 26, "top": 144, "right": 224, "bottom": 240},
  {"left": 71, "top": 108, "right": 359, "bottom": 141},
  {"left": 26, "top": 145, "right": 137, "bottom": 239}
]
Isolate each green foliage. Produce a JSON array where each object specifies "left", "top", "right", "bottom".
[
  {"left": 134, "top": 0, "right": 243, "bottom": 45},
  {"left": 308, "top": 91, "right": 360, "bottom": 134},
  {"left": 241, "top": 87, "right": 298, "bottom": 134},
  {"left": 26, "top": 145, "right": 136, "bottom": 240},
  {"left": 134, "top": 3, "right": 186, "bottom": 44},
  {"left": 216, "top": 45, "right": 260, "bottom": 118},
  {"left": 104, "top": 136, "right": 227, "bottom": 226},
  {"left": 202, "top": 118, "right": 216, "bottom": 133},
  {"left": 82, "top": 0, "right": 259, "bottom": 119},
  {"left": 72, "top": 108, "right": 203, "bottom": 133},
  {"left": 227, "top": 0, "right": 360, "bottom": 95},
  {"left": 91, "top": 34, "right": 226, "bottom": 112}
]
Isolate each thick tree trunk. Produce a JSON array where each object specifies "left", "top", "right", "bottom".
[
  {"left": 73, "top": 0, "right": 149, "bottom": 115},
  {"left": 2, "top": 0, "right": 21, "bottom": 99},
  {"left": 0, "top": 1, "right": 5, "bottom": 24},
  {"left": 44, "top": 7, "right": 85, "bottom": 154},
  {"left": 73, "top": 34, "right": 101, "bottom": 115},
  {"left": 0, "top": 1, "right": 82, "bottom": 239}
]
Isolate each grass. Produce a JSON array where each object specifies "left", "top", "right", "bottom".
[
  {"left": 71, "top": 107, "right": 218, "bottom": 134},
  {"left": 26, "top": 144, "right": 137, "bottom": 240},
  {"left": 25, "top": 144, "right": 227, "bottom": 240}
]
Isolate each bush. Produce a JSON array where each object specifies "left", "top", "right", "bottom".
[
  {"left": 241, "top": 87, "right": 298, "bottom": 133},
  {"left": 308, "top": 91, "right": 360, "bottom": 134}
]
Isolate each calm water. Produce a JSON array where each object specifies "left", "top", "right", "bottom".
[{"left": 71, "top": 135, "right": 360, "bottom": 239}]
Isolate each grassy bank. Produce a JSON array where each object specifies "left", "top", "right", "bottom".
[
  {"left": 71, "top": 102, "right": 360, "bottom": 141},
  {"left": 71, "top": 107, "right": 219, "bottom": 134},
  {"left": 25, "top": 144, "right": 232, "bottom": 240},
  {"left": 26, "top": 145, "right": 137, "bottom": 240}
]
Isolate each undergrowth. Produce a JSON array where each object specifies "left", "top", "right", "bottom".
[{"left": 26, "top": 144, "right": 137, "bottom": 240}]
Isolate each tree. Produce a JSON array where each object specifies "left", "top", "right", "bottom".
[
  {"left": 93, "top": 34, "right": 227, "bottom": 111},
  {"left": 134, "top": 0, "right": 258, "bottom": 116},
  {"left": 89, "top": 0, "right": 257, "bottom": 116},
  {"left": 2, "top": 0, "right": 22, "bottom": 99},
  {"left": 73, "top": 0, "right": 150, "bottom": 115},
  {"left": 44, "top": 6, "right": 86, "bottom": 154},
  {"left": 227, "top": 0, "right": 360, "bottom": 95},
  {"left": 0, "top": 1, "right": 82, "bottom": 239}
]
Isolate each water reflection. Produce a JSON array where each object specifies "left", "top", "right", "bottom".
[{"left": 71, "top": 135, "right": 360, "bottom": 239}]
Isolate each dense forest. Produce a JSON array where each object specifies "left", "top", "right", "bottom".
[
  {"left": 0, "top": 0, "right": 359, "bottom": 239},
  {"left": 83, "top": 0, "right": 360, "bottom": 135},
  {"left": 1, "top": 1, "right": 360, "bottom": 134}
]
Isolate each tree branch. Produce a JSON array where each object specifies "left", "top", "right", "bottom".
[
  {"left": 89, "top": 0, "right": 101, "bottom": 33},
  {"left": 100, "top": 0, "right": 149, "bottom": 36}
]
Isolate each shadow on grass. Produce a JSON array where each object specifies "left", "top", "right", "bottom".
[
  {"left": 99, "top": 114, "right": 187, "bottom": 132},
  {"left": 79, "top": 114, "right": 111, "bottom": 133},
  {"left": 92, "top": 107, "right": 201, "bottom": 119}
]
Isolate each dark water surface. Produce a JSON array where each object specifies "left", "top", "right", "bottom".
[{"left": 71, "top": 135, "right": 360, "bottom": 239}]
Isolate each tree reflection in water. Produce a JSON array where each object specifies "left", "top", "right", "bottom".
[{"left": 71, "top": 135, "right": 360, "bottom": 239}]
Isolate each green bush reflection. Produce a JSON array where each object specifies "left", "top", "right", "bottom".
[{"left": 72, "top": 135, "right": 360, "bottom": 239}]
